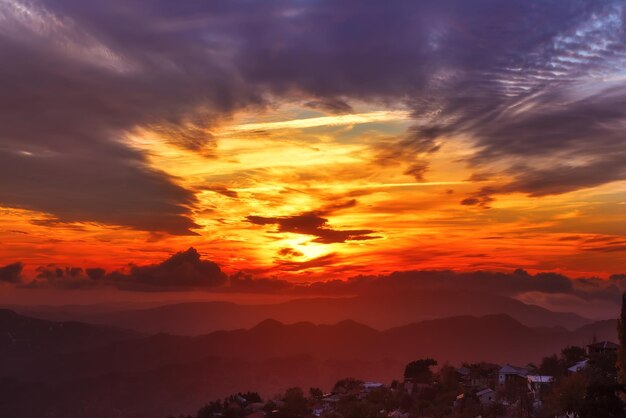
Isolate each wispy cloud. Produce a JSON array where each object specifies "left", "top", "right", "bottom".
[{"left": 225, "top": 110, "right": 411, "bottom": 132}]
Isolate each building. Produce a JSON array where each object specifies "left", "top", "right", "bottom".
[
  {"left": 498, "top": 364, "right": 531, "bottom": 386},
  {"left": 476, "top": 388, "right": 496, "bottom": 405},
  {"left": 587, "top": 341, "right": 619, "bottom": 356},
  {"left": 362, "top": 382, "right": 384, "bottom": 391},
  {"left": 567, "top": 359, "right": 589, "bottom": 373},
  {"left": 527, "top": 375, "right": 554, "bottom": 398}
]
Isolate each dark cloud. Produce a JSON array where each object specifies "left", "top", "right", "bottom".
[
  {"left": 36, "top": 266, "right": 83, "bottom": 279},
  {"left": 205, "top": 185, "right": 239, "bottom": 199},
  {"left": 108, "top": 248, "right": 228, "bottom": 290},
  {"left": 277, "top": 247, "right": 304, "bottom": 258},
  {"left": 460, "top": 187, "right": 496, "bottom": 208},
  {"left": 1, "top": 0, "right": 625, "bottom": 229},
  {"left": 247, "top": 199, "right": 379, "bottom": 244},
  {"left": 403, "top": 162, "right": 429, "bottom": 182},
  {"left": 302, "top": 269, "right": 626, "bottom": 303},
  {"left": 6, "top": 247, "right": 626, "bottom": 299},
  {"left": 0, "top": 0, "right": 258, "bottom": 234},
  {"left": 276, "top": 253, "right": 340, "bottom": 271},
  {"left": 0, "top": 262, "right": 23, "bottom": 284},
  {"left": 86, "top": 268, "right": 106, "bottom": 280},
  {"left": 228, "top": 272, "right": 292, "bottom": 292},
  {"left": 26, "top": 265, "right": 97, "bottom": 290},
  {"left": 374, "top": 127, "right": 441, "bottom": 181},
  {"left": 247, "top": 212, "right": 378, "bottom": 244},
  {"left": 304, "top": 97, "right": 353, "bottom": 114},
  {"left": 25, "top": 248, "right": 227, "bottom": 291}
]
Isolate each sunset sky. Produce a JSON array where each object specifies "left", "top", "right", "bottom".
[{"left": 1, "top": 0, "right": 626, "bottom": 298}]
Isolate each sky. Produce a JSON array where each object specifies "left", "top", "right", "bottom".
[{"left": 1, "top": 0, "right": 626, "bottom": 307}]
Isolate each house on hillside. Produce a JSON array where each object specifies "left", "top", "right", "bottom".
[
  {"left": 587, "top": 341, "right": 619, "bottom": 356},
  {"left": 388, "top": 410, "right": 411, "bottom": 418},
  {"left": 527, "top": 375, "right": 553, "bottom": 399},
  {"left": 498, "top": 364, "right": 531, "bottom": 387},
  {"left": 457, "top": 364, "right": 498, "bottom": 388},
  {"left": 362, "top": 382, "right": 384, "bottom": 391},
  {"left": 357, "top": 382, "right": 385, "bottom": 400},
  {"left": 457, "top": 366, "right": 470, "bottom": 379},
  {"left": 476, "top": 388, "right": 496, "bottom": 405},
  {"left": 567, "top": 359, "right": 589, "bottom": 373}
]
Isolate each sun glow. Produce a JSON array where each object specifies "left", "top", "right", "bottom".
[{"left": 3, "top": 103, "right": 626, "bottom": 280}]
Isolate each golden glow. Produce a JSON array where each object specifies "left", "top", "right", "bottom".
[
  {"left": 2, "top": 104, "right": 626, "bottom": 280},
  {"left": 225, "top": 110, "right": 411, "bottom": 132}
]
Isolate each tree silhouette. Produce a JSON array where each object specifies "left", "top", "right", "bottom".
[
  {"left": 618, "top": 291, "right": 626, "bottom": 387},
  {"left": 404, "top": 358, "right": 437, "bottom": 383}
]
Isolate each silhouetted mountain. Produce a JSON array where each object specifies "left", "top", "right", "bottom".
[
  {"left": 0, "top": 310, "right": 616, "bottom": 418},
  {"left": 0, "top": 309, "right": 140, "bottom": 377},
  {"left": 17, "top": 291, "right": 590, "bottom": 335},
  {"left": 3, "top": 312, "right": 614, "bottom": 384}
]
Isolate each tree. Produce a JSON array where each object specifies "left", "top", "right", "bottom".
[
  {"left": 404, "top": 358, "right": 438, "bottom": 383},
  {"left": 197, "top": 399, "right": 223, "bottom": 417},
  {"left": 438, "top": 364, "right": 459, "bottom": 391},
  {"left": 332, "top": 378, "right": 363, "bottom": 395},
  {"left": 561, "top": 345, "right": 587, "bottom": 366},
  {"left": 543, "top": 372, "right": 588, "bottom": 416},
  {"left": 618, "top": 291, "right": 626, "bottom": 387},
  {"left": 539, "top": 353, "right": 565, "bottom": 377},
  {"left": 279, "top": 387, "right": 309, "bottom": 417},
  {"left": 309, "top": 387, "right": 323, "bottom": 400},
  {"left": 578, "top": 382, "right": 626, "bottom": 418}
]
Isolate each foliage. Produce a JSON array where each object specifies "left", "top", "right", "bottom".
[
  {"left": 578, "top": 382, "right": 626, "bottom": 418},
  {"left": 332, "top": 377, "right": 363, "bottom": 394},
  {"left": 561, "top": 345, "right": 587, "bottom": 365},
  {"left": 543, "top": 372, "right": 589, "bottom": 415},
  {"left": 172, "top": 339, "right": 625, "bottom": 418},
  {"left": 438, "top": 364, "right": 459, "bottom": 391},
  {"left": 278, "top": 387, "right": 309, "bottom": 417},
  {"left": 539, "top": 353, "right": 566, "bottom": 377},
  {"left": 309, "top": 387, "right": 323, "bottom": 400},
  {"left": 404, "top": 358, "right": 437, "bottom": 383},
  {"left": 618, "top": 291, "right": 626, "bottom": 386}
]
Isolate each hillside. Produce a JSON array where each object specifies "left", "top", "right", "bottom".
[
  {"left": 13, "top": 291, "right": 591, "bottom": 336},
  {"left": 0, "top": 310, "right": 617, "bottom": 418}
]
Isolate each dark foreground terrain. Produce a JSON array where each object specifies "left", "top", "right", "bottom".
[{"left": 0, "top": 306, "right": 617, "bottom": 418}]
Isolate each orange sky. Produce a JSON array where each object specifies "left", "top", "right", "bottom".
[{"left": 2, "top": 102, "right": 625, "bottom": 282}]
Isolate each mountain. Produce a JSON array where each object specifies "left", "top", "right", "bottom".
[
  {"left": 0, "top": 310, "right": 616, "bottom": 418},
  {"left": 3, "top": 313, "right": 614, "bottom": 385},
  {"left": 0, "top": 309, "right": 140, "bottom": 377},
  {"left": 14, "top": 291, "right": 591, "bottom": 335}
]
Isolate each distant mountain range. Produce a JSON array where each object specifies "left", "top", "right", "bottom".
[
  {"left": 7, "top": 291, "right": 592, "bottom": 335},
  {"left": 0, "top": 308, "right": 139, "bottom": 376},
  {"left": 0, "top": 309, "right": 617, "bottom": 418}
]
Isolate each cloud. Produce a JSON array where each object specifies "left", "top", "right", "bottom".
[
  {"left": 275, "top": 253, "right": 340, "bottom": 271},
  {"left": 246, "top": 199, "right": 380, "bottom": 244},
  {"left": 108, "top": 248, "right": 228, "bottom": 290},
  {"left": 247, "top": 212, "right": 378, "bottom": 244},
  {"left": 7, "top": 247, "right": 626, "bottom": 300},
  {"left": 25, "top": 248, "right": 227, "bottom": 291},
  {"left": 205, "top": 185, "right": 239, "bottom": 199},
  {"left": 1, "top": 0, "right": 625, "bottom": 232},
  {"left": 0, "top": 262, "right": 23, "bottom": 284},
  {"left": 300, "top": 268, "right": 626, "bottom": 304},
  {"left": 86, "top": 267, "right": 106, "bottom": 280},
  {"left": 25, "top": 265, "right": 97, "bottom": 289},
  {"left": 0, "top": 0, "right": 259, "bottom": 234},
  {"left": 228, "top": 271, "right": 293, "bottom": 292},
  {"left": 277, "top": 247, "right": 304, "bottom": 258},
  {"left": 304, "top": 97, "right": 353, "bottom": 114}
]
